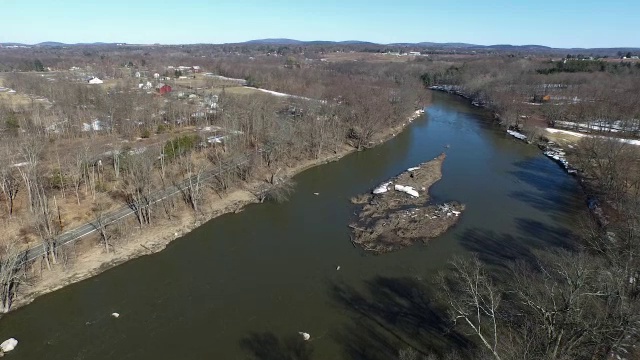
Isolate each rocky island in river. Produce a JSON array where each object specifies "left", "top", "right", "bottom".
[{"left": 349, "top": 153, "right": 464, "bottom": 253}]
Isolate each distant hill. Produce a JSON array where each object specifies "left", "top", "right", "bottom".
[
  {"left": 36, "top": 41, "right": 67, "bottom": 47},
  {"left": 0, "top": 42, "right": 28, "bottom": 47},
  {"left": 2, "top": 39, "right": 638, "bottom": 56},
  {"left": 243, "top": 38, "right": 305, "bottom": 45}
]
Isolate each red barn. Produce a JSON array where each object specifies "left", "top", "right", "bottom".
[{"left": 156, "top": 83, "right": 172, "bottom": 95}]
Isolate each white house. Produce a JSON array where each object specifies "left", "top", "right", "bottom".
[
  {"left": 153, "top": 73, "right": 160, "bottom": 79},
  {"left": 134, "top": 71, "right": 141, "bottom": 78},
  {"left": 88, "top": 77, "right": 103, "bottom": 84},
  {"left": 82, "top": 120, "right": 106, "bottom": 132}
]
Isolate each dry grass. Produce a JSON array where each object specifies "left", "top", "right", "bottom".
[
  {"left": 219, "top": 86, "right": 263, "bottom": 95},
  {"left": 322, "top": 52, "right": 418, "bottom": 63},
  {"left": 172, "top": 73, "right": 241, "bottom": 89},
  {"left": 0, "top": 90, "right": 33, "bottom": 109},
  {"left": 543, "top": 130, "right": 584, "bottom": 146}
]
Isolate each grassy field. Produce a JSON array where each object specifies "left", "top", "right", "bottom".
[
  {"left": 322, "top": 52, "right": 419, "bottom": 63},
  {"left": 543, "top": 129, "right": 585, "bottom": 146},
  {"left": 171, "top": 73, "right": 242, "bottom": 89},
  {"left": 0, "top": 73, "right": 52, "bottom": 109},
  {"left": 216, "top": 86, "right": 263, "bottom": 95}
]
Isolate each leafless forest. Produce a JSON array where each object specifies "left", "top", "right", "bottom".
[{"left": 1, "top": 43, "right": 640, "bottom": 359}]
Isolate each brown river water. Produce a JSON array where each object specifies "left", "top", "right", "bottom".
[{"left": 0, "top": 92, "right": 586, "bottom": 359}]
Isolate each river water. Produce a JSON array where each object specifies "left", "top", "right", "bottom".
[{"left": 0, "top": 92, "right": 585, "bottom": 359}]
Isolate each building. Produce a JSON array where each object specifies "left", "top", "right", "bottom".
[
  {"left": 82, "top": 119, "right": 107, "bottom": 131},
  {"left": 156, "top": 83, "right": 172, "bottom": 95},
  {"left": 88, "top": 77, "right": 103, "bottom": 84}
]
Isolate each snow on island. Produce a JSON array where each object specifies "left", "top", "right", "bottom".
[{"left": 350, "top": 154, "right": 464, "bottom": 254}]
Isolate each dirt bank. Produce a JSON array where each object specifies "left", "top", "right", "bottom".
[
  {"left": 10, "top": 109, "right": 427, "bottom": 311},
  {"left": 349, "top": 154, "right": 464, "bottom": 254}
]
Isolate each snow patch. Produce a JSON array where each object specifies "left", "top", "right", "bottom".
[{"left": 1, "top": 338, "right": 18, "bottom": 352}]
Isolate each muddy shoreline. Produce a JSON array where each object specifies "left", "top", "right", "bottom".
[{"left": 9, "top": 109, "right": 426, "bottom": 312}]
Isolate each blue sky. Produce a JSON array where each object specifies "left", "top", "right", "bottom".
[{"left": 1, "top": 0, "right": 638, "bottom": 48}]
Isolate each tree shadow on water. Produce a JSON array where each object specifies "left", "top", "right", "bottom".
[
  {"left": 240, "top": 332, "right": 313, "bottom": 360},
  {"left": 459, "top": 219, "right": 577, "bottom": 271},
  {"left": 509, "top": 189, "right": 574, "bottom": 217},
  {"left": 514, "top": 217, "right": 577, "bottom": 250},
  {"left": 330, "top": 276, "right": 471, "bottom": 360},
  {"left": 508, "top": 158, "right": 581, "bottom": 218}
]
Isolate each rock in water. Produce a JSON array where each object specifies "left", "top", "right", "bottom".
[
  {"left": 0, "top": 338, "right": 18, "bottom": 352},
  {"left": 298, "top": 332, "right": 310, "bottom": 341},
  {"left": 111, "top": 312, "right": 120, "bottom": 318}
]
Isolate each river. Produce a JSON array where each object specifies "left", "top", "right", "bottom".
[{"left": 0, "top": 92, "right": 586, "bottom": 359}]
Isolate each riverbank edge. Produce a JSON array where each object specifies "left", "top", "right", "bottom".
[
  {"left": 9, "top": 109, "right": 426, "bottom": 312},
  {"left": 429, "top": 87, "right": 607, "bottom": 226}
]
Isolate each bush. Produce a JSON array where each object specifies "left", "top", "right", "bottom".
[
  {"left": 5, "top": 114, "right": 19, "bottom": 132},
  {"left": 163, "top": 134, "right": 200, "bottom": 161},
  {"left": 49, "top": 169, "right": 68, "bottom": 190},
  {"left": 141, "top": 129, "right": 151, "bottom": 138}
]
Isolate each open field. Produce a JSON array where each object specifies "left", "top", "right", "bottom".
[
  {"left": 0, "top": 75, "right": 33, "bottom": 108},
  {"left": 171, "top": 73, "right": 244, "bottom": 88},
  {"left": 322, "top": 52, "right": 420, "bottom": 63}
]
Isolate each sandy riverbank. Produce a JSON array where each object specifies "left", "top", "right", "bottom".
[{"left": 10, "top": 109, "right": 427, "bottom": 311}]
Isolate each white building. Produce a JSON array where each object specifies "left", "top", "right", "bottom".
[
  {"left": 88, "top": 77, "right": 103, "bottom": 84},
  {"left": 82, "top": 120, "right": 106, "bottom": 132}
]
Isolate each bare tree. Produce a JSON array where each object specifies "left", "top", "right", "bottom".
[
  {"left": 438, "top": 256, "right": 503, "bottom": 360},
  {"left": 0, "top": 242, "right": 24, "bottom": 313},
  {"left": 0, "top": 166, "right": 20, "bottom": 217},
  {"left": 67, "top": 153, "right": 84, "bottom": 205},
  {"left": 122, "top": 152, "right": 154, "bottom": 226},
  {"left": 92, "top": 201, "right": 111, "bottom": 253},
  {"left": 16, "top": 136, "right": 43, "bottom": 213},
  {"left": 174, "top": 153, "right": 205, "bottom": 213},
  {"left": 33, "top": 182, "right": 58, "bottom": 269}
]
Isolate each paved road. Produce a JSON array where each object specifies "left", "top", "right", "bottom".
[{"left": 20, "top": 155, "right": 251, "bottom": 265}]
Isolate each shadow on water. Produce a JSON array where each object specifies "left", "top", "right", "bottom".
[
  {"left": 459, "top": 218, "right": 577, "bottom": 269},
  {"left": 329, "top": 276, "right": 472, "bottom": 359},
  {"left": 508, "top": 158, "right": 581, "bottom": 218},
  {"left": 240, "top": 332, "right": 313, "bottom": 360},
  {"left": 0, "top": 91, "right": 587, "bottom": 360}
]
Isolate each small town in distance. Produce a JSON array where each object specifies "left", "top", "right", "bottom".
[{"left": 0, "top": 1, "right": 639, "bottom": 359}]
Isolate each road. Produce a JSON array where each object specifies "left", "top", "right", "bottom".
[{"left": 20, "top": 154, "right": 251, "bottom": 265}]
